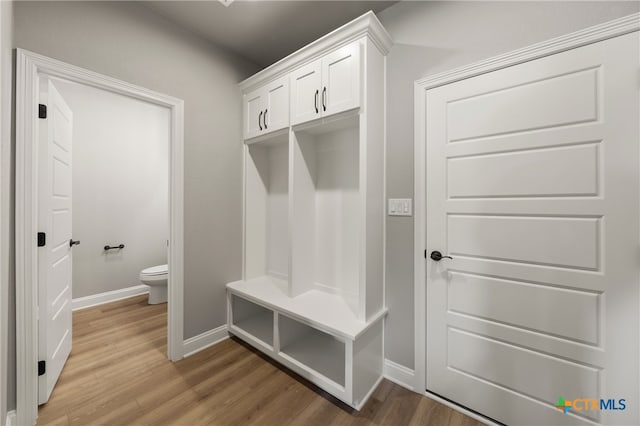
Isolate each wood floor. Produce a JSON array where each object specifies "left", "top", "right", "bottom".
[{"left": 37, "top": 295, "right": 485, "bottom": 426}]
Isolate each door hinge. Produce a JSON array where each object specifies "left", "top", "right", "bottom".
[
  {"left": 424, "top": 249, "right": 427, "bottom": 259},
  {"left": 37, "top": 232, "right": 46, "bottom": 247},
  {"left": 38, "top": 360, "right": 46, "bottom": 376},
  {"left": 38, "top": 104, "right": 47, "bottom": 119}
]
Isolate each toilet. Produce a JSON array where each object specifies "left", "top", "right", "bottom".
[{"left": 139, "top": 264, "right": 168, "bottom": 304}]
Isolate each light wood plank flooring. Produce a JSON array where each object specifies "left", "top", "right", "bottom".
[{"left": 37, "top": 295, "right": 484, "bottom": 426}]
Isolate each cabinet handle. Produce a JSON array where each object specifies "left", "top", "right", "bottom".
[
  {"left": 315, "top": 89, "right": 319, "bottom": 113},
  {"left": 258, "top": 111, "right": 263, "bottom": 131},
  {"left": 322, "top": 87, "right": 326, "bottom": 112},
  {"left": 264, "top": 109, "right": 268, "bottom": 129}
]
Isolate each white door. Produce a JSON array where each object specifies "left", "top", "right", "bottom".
[
  {"left": 425, "top": 33, "right": 638, "bottom": 426},
  {"left": 290, "top": 60, "right": 321, "bottom": 126},
  {"left": 244, "top": 88, "right": 265, "bottom": 140},
  {"left": 264, "top": 76, "right": 289, "bottom": 134},
  {"left": 321, "top": 42, "right": 360, "bottom": 117},
  {"left": 38, "top": 79, "right": 74, "bottom": 404}
]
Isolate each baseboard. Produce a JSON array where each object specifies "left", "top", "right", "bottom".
[
  {"left": 383, "top": 359, "right": 416, "bottom": 392},
  {"left": 183, "top": 324, "right": 229, "bottom": 357},
  {"left": 5, "top": 410, "right": 15, "bottom": 426},
  {"left": 72, "top": 285, "right": 149, "bottom": 311}
]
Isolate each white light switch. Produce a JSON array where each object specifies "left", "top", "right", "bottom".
[{"left": 388, "top": 198, "right": 412, "bottom": 216}]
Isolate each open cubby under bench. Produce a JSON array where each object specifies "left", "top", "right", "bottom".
[{"left": 227, "top": 277, "right": 387, "bottom": 409}]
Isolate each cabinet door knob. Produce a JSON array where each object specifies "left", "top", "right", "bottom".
[
  {"left": 322, "top": 87, "right": 327, "bottom": 111},
  {"left": 264, "top": 109, "right": 268, "bottom": 129},
  {"left": 315, "top": 89, "right": 319, "bottom": 113},
  {"left": 258, "top": 110, "right": 263, "bottom": 131}
]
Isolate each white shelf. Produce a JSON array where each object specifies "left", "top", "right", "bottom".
[
  {"left": 234, "top": 311, "right": 273, "bottom": 347},
  {"left": 231, "top": 295, "right": 274, "bottom": 347},
  {"left": 227, "top": 276, "right": 386, "bottom": 340},
  {"left": 279, "top": 314, "right": 346, "bottom": 386}
]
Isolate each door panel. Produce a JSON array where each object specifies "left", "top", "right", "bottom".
[
  {"left": 244, "top": 88, "right": 264, "bottom": 140},
  {"left": 426, "top": 33, "right": 639, "bottom": 426},
  {"left": 448, "top": 143, "right": 599, "bottom": 198},
  {"left": 447, "top": 67, "right": 598, "bottom": 142},
  {"left": 38, "top": 80, "right": 74, "bottom": 404},
  {"left": 448, "top": 215, "right": 599, "bottom": 270},
  {"left": 290, "top": 60, "right": 321, "bottom": 125},
  {"left": 264, "top": 76, "right": 289, "bottom": 133},
  {"left": 321, "top": 42, "right": 360, "bottom": 117}
]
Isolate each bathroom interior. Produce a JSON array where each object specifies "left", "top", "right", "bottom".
[{"left": 53, "top": 79, "right": 171, "bottom": 311}]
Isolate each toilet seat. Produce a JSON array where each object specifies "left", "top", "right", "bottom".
[{"left": 140, "top": 264, "right": 168, "bottom": 277}]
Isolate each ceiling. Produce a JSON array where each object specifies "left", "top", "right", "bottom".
[{"left": 143, "top": 1, "right": 397, "bottom": 68}]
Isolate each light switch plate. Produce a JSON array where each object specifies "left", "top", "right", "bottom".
[{"left": 388, "top": 198, "right": 412, "bottom": 216}]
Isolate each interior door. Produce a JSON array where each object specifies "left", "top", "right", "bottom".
[
  {"left": 264, "top": 76, "right": 289, "bottom": 133},
  {"left": 38, "top": 79, "right": 74, "bottom": 404},
  {"left": 244, "top": 88, "right": 265, "bottom": 140},
  {"left": 289, "top": 59, "right": 321, "bottom": 126},
  {"left": 425, "top": 33, "right": 639, "bottom": 425},
  {"left": 321, "top": 42, "right": 360, "bottom": 118}
]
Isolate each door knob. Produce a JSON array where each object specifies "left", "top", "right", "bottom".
[
  {"left": 430, "top": 250, "right": 452, "bottom": 261},
  {"left": 69, "top": 239, "right": 80, "bottom": 247}
]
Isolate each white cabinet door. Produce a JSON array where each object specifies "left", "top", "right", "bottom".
[
  {"left": 244, "top": 88, "right": 265, "bottom": 140},
  {"left": 290, "top": 60, "right": 322, "bottom": 126},
  {"left": 321, "top": 43, "right": 360, "bottom": 117},
  {"left": 264, "top": 76, "right": 289, "bottom": 133}
]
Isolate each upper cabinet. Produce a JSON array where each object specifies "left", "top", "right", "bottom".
[
  {"left": 321, "top": 43, "right": 361, "bottom": 118},
  {"left": 243, "top": 75, "right": 290, "bottom": 140},
  {"left": 290, "top": 60, "right": 322, "bottom": 126},
  {"left": 239, "top": 11, "right": 389, "bottom": 142},
  {"left": 290, "top": 42, "right": 360, "bottom": 126}
]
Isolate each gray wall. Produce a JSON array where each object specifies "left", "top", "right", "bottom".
[
  {"left": 378, "top": 1, "right": 640, "bottom": 370},
  {"left": 5, "top": 0, "right": 258, "bottom": 412},
  {"left": 53, "top": 80, "right": 169, "bottom": 299},
  {"left": 1, "top": 0, "right": 14, "bottom": 419}
]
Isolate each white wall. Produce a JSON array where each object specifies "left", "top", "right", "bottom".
[
  {"left": 378, "top": 0, "right": 640, "bottom": 371},
  {"left": 0, "top": 0, "right": 14, "bottom": 420},
  {"left": 53, "top": 80, "right": 169, "bottom": 299}
]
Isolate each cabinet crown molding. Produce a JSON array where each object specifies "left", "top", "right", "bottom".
[{"left": 239, "top": 11, "right": 392, "bottom": 93}]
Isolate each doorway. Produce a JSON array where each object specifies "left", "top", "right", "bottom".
[{"left": 16, "top": 49, "right": 185, "bottom": 426}]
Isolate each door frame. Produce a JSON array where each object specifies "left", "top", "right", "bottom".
[
  {"left": 15, "top": 49, "right": 185, "bottom": 426},
  {"left": 412, "top": 11, "right": 639, "bottom": 412}
]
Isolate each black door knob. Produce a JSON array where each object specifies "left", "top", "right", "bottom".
[
  {"left": 430, "top": 250, "right": 452, "bottom": 261},
  {"left": 69, "top": 239, "right": 81, "bottom": 247}
]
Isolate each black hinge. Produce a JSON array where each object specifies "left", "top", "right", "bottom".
[
  {"left": 37, "top": 232, "right": 46, "bottom": 247},
  {"left": 38, "top": 104, "right": 47, "bottom": 119},
  {"left": 38, "top": 360, "right": 46, "bottom": 376},
  {"left": 424, "top": 249, "right": 427, "bottom": 259}
]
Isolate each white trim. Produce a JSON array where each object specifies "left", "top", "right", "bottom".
[
  {"left": 4, "top": 410, "right": 15, "bottom": 426},
  {"left": 424, "top": 392, "right": 499, "bottom": 426},
  {"left": 15, "top": 48, "right": 185, "bottom": 426},
  {"left": 183, "top": 325, "right": 229, "bottom": 358},
  {"left": 71, "top": 285, "right": 149, "bottom": 312},
  {"left": 413, "top": 11, "right": 640, "bottom": 415},
  {"left": 238, "top": 11, "right": 392, "bottom": 93},
  {"left": 383, "top": 359, "right": 415, "bottom": 392},
  {"left": 415, "top": 12, "right": 640, "bottom": 90}
]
